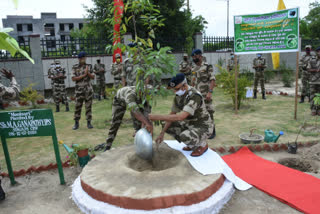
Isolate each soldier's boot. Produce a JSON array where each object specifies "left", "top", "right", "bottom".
[
  {"left": 72, "top": 120, "right": 79, "bottom": 130},
  {"left": 87, "top": 120, "right": 94, "bottom": 129},
  {"left": 308, "top": 95, "right": 311, "bottom": 102},
  {"left": 98, "top": 95, "right": 101, "bottom": 101},
  {"left": 253, "top": 90, "right": 257, "bottom": 99},
  {"left": 299, "top": 96, "right": 305, "bottom": 103},
  {"left": 56, "top": 104, "right": 60, "bottom": 112},
  {"left": 262, "top": 92, "right": 266, "bottom": 100},
  {"left": 65, "top": 104, "right": 69, "bottom": 112},
  {"left": 103, "top": 95, "right": 108, "bottom": 100},
  {"left": 208, "top": 127, "right": 216, "bottom": 139},
  {"left": 0, "top": 179, "right": 5, "bottom": 201}
]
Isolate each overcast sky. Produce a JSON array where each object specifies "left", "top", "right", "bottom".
[{"left": 0, "top": 0, "right": 316, "bottom": 36}]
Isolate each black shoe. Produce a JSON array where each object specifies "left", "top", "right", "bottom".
[
  {"left": 65, "top": 105, "right": 69, "bottom": 112},
  {"left": 72, "top": 121, "right": 79, "bottom": 130},
  {"left": 56, "top": 104, "right": 60, "bottom": 112},
  {"left": 98, "top": 96, "right": 101, "bottom": 101},
  {"left": 87, "top": 121, "right": 93, "bottom": 129},
  {"left": 208, "top": 127, "right": 216, "bottom": 139},
  {"left": 104, "top": 144, "right": 111, "bottom": 152},
  {"left": 262, "top": 92, "right": 266, "bottom": 100},
  {"left": 299, "top": 96, "right": 305, "bottom": 103},
  {"left": 94, "top": 143, "right": 106, "bottom": 151},
  {"left": 253, "top": 90, "right": 257, "bottom": 99},
  {"left": 0, "top": 179, "right": 5, "bottom": 201}
]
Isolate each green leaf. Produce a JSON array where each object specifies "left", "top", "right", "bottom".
[
  {"left": 157, "top": 42, "right": 160, "bottom": 50},
  {"left": 122, "top": 24, "right": 127, "bottom": 33}
]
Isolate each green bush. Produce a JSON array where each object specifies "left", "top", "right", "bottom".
[
  {"left": 278, "top": 62, "right": 294, "bottom": 87},
  {"left": 264, "top": 69, "right": 277, "bottom": 83},
  {"left": 20, "top": 83, "right": 43, "bottom": 108},
  {"left": 239, "top": 67, "right": 254, "bottom": 81},
  {"left": 216, "top": 65, "right": 252, "bottom": 109}
]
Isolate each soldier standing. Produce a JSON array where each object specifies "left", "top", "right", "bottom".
[
  {"left": 307, "top": 47, "right": 320, "bottom": 116},
  {"left": 0, "top": 68, "right": 20, "bottom": 201},
  {"left": 191, "top": 49, "right": 216, "bottom": 139},
  {"left": 179, "top": 53, "right": 192, "bottom": 84},
  {"left": 48, "top": 60, "right": 69, "bottom": 112},
  {"left": 94, "top": 59, "right": 106, "bottom": 100},
  {"left": 71, "top": 52, "right": 95, "bottom": 130},
  {"left": 253, "top": 53, "right": 267, "bottom": 99},
  {"left": 111, "top": 53, "right": 123, "bottom": 88},
  {"left": 103, "top": 86, "right": 153, "bottom": 151},
  {"left": 227, "top": 53, "right": 239, "bottom": 72},
  {"left": 299, "top": 45, "right": 312, "bottom": 103},
  {"left": 149, "top": 73, "right": 213, "bottom": 157}
]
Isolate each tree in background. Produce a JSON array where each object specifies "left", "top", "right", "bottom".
[{"left": 300, "top": 1, "right": 320, "bottom": 39}]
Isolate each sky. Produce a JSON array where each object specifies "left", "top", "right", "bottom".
[{"left": 0, "top": 0, "right": 316, "bottom": 36}]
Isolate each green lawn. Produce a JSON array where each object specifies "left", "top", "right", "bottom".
[{"left": 0, "top": 88, "right": 319, "bottom": 172}]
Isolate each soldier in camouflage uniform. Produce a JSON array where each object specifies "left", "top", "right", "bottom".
[
  {"left": 103, "top": 86, "right": 153, "bottom": 151},
  {"left": 111, "top": 53, "right": 123, "bottom": 88},
  {"left": 0, "top": 68, "right": 20, "bottom": 201},
  {"left": 179, "top": 53, "right": 192, "bottom": 84},
  {"left": 71, "top": 52, "right": 95, "bottom": 130},
  {"left": 307, "top": 47, "right": 320, "bottom": 116},
  {"left": 94, "top": 59, "right": 106, "bottom": 100},
  {"left": 299, "top": 45, "right": 312, "bottom": 103},
  {"left": 48, "top": 60, "right": 69, "bottom": 112},
  {"left": 253, "top": 53, "right": 267, "bottom": 99},
  {"left": 149, "top": 73, "right": 213, "bottom": 157},
  {"left": 227, "top": 53, "right": 239, "bottom": 72},
  {"left": 191, "top": 49, "right": 216, "bottom": 139}
]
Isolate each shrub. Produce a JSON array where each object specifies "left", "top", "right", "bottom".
[
  {"left": 239, "top": 67, "right": 254, "bottom": 81},
  {"left": 278, "top": 62, "right": 294, "bottom": 87},
  {"left": 264, "top": 69, "right": 277, "bottom": 83},
  {"left": 20, "top": 83, "right": 43, "bottom": 108}
]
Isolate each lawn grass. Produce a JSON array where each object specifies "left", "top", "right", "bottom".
[{"left": 0, "top": 87, "right": 319, "bottom": 172}]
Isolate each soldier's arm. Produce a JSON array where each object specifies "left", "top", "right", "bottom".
[
  {"left": 87, "top": 65, "right": 95, "bottom": 79},
  {"left": 0, "top": 77, "right": 20, "bottom": 99},
  {"left": 132, "top": 111, "right": 153, "bottom": 133},
  {"left": 71, "top": 66, "right": 86, "bottom": 81},
  {"left": 149, "top": 111, "right": 190, "bottom": 122}
]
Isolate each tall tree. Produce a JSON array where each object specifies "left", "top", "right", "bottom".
[{"left": 300, "top": 1, "right": 320, "bottom": 39}]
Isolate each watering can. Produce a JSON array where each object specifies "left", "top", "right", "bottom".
[
  {"left": 264, "top": 130, "right": 284, "bottom": 143},
  {"left": 59, "top": 142, "right": 90, "bottom": 167}
]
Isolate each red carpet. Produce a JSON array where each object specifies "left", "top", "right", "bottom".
[{"left": 222, "top": 147, "right": 320, "bottom": 214}]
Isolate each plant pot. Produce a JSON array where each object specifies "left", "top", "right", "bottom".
[
  {"left": 77, "top": 149, "right": 89, "bottom": 158},
  {"left": 239, "top": 133, "right": 264, "bottom": 144}
]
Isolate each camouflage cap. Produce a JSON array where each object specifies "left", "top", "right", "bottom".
[
  {"left": 115, "top": 53, "right": 121, "bottom": 58},
  {"left": 168, "top": 73, "right": 186, "bottom": 88},
  {"left": 305, "top": 45, "right": 312, "bottom": 49},
  {"left": 128, "top": 42, "right": 137, "bottom": 48}
]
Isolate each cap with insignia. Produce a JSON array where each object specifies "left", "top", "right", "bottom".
[
  {"left": 183, "top": 53, "right": 188, "bottom": 57},
  {"left": 191, "top": 49, "right": 202, "bottom": 56},
  {"left": 168, "top": 73, "right": 186, "bottom": 88},
  {"left": 305, "top": 45, "right": 312, "bottom": 49},
  {"left": 78, "top": 51, "right": 86, "bottom": 58}
]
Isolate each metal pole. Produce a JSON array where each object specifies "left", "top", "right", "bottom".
[
  {"left": 294, "top": 51, "right": 299, "bottom": 120},
  {"left": 235, "top": 54, "right": 238, "bottom": 114},
  {"left": 227, "top": 0, "right": 229, "bottom": 39}
]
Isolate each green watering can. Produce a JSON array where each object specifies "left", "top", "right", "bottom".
[
  {"left": 264, "top": 129, "right": 284, "bottom": 143},
  {"left": 59, "top": 142, "right": 90, "bottom": 167}
]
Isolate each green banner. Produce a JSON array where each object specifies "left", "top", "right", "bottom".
[
  {"left": 234, "top": 8, "right": 299, "bottom": 54},
  {"left": 0, "top": 109, "right": 55, "bottom": 138}
]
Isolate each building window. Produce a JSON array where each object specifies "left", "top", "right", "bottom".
[
  {"left": 18, "top": 36, "right": 25, "bottom": 43},
  {"left": 69, "top": 23, "right": 74, "bottom": 31},
  {"left": 17, "top": 24, "right": 22, "bottom": 32},
  {"left": 50, "top": 29, "right": 55, "bottom": 36},
  {"left": 44, "top": 23, "right": 54, "bottom": 28},
  {"left": 79, "top": 23, "right": 83, "bottom": 30},
  {"left": 27, "top": 24, "right": 33, "bottom": 32},
  {"left": 61, "top": 35, "right": 65, "bottom": 41},
  {"left": 59, "top": 24, "right": 65, "bottom": 31}
]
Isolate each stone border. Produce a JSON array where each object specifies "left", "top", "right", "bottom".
[{"left": 80, "top": 175, "right": 225, "bottom": 210}]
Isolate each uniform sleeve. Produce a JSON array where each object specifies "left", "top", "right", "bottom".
[
  {"left": 307, "top": 60, "right": 312, "bottom": 70},
  {"left": 110, "top": 64, "right": 115, "bottom": 75},
  {"left": 207, "top": 65, "right": 216, "bottom": 81},
  {"left": 72, "top": 65, "right": 78, "bottom": 78},
  {"left": 0, "top": 77, "right": 20, "bottom": 99},
  {"left": 171, "top": 97, "right": 180, "bottom": 113},
  {"left": 125, "top": 93, "right": 139, "bottom": 111},
  {"left": 88, "top": 64, "right": 94, "bottom": 74},
  {"left": 121, "top": 64, "right": 126, "bottom": 77},
  {"left": 182, "top": 95, "right": 202, "bottom": 116}
]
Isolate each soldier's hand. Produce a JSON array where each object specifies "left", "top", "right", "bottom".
[
  {"left": 155, "top": 133, "right": 164, "bottom": 145},
  {"left": 0, "top": 68, "right": 14, "bottom": 79},
  {"left": 145, "top": 123, "right": 153, "bottom": 135},
  {"left": 206, "top": 92, "right": 212, "bottom": 101}
]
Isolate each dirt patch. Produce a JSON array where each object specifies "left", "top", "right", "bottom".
[
  {"left": 301, "top": 124, "right": 320, "bottom": 133},
  {"left": 126, "top": 146, "right": 181, "bottom": 172},
  {"left": 301, "top": 143, "right": 320, "bottom": 161},
  {"left": 278, "top": 158, "right": 318, "bottom": 173}
]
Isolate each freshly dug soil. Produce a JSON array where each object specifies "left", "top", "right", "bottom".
[
  {"left": 302, "top": 143, "right": 320, "bottom": 161},
  {"left": 278, "top": 158, "right": 317, "bottom": 173}
]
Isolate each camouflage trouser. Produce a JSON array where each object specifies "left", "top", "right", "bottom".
[
  {"left": 106, "top": 97, "right": 151, "bottom": 148},
  {"left": 97, "top": 79, "right": 106, "bottom": 96},
  {"left": 254, "top": 70, "right": 265, "bottom": 93},
  {"left": 301, "top": 70, "right": 310, "bottom": 97},
  {"left": 165, "top": 121, "right": 213, "bottom": 148},
  {"left": 74, "top": 87, "right": 93, "bottom": 121},
  {"left": 114, "top": 79, "right": 121, "bottom": 88},
  {"left": 53, "top": 83, "right": 68, "bottom": 106},
  {"left": 310, "top": 84, "right": 320, "bottom": 113}
]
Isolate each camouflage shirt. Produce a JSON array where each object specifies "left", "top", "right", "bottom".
[
  {"left": 115, "top": 86, "right": 143, "bottom": 111},
  {"left": 94, "top": 63, "right": 106, "bottom": 82},
  {"left": 72, "top": 63, "right": 94, "bottom": 88},
  {"left": 253, "top": 58, "right": 266, "bottom": 72},
  {"left": 299, "top": 54, "right": 313, "bottom": 71},
  {"left": 111, "top": 63, "right": 123, "bottom": 81},
  {"left": 179, "top": 60, "right": 192, "bottom": 75},
  {"left": 227, "top": 58, "right": 239, "bottom": 71},
  {"left": 307, "top": 56, "right": 320, "bottom": 84},
  {"left": 0, "top": 77, "right": 20, "bottom": 99},
  {"left": 48, "top": 62, "right": 66, "bottom": 84},
  {"left": 171, "top": 87, "right": 212, "bottom": 128},
  {"left": 192, "top": 61, "right": 215, "bottom": 97}
]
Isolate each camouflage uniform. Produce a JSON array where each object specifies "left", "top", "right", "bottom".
[
  {"left": 111, "top": 62, "right": 123, "bottom": 88},
  {"left": 105, "top": 86, "right": 151, "bottom": 148},
  {"left": 299, "top": 54, "right": 312, "bottom": 97},
  {"left": 227, "top": 58, "right": 239, "bottom": 72},
  {"left": 72, "top": 64, "right": 94, "bottom": 121},
  {"left": 192, "top": 61, "right": 215, "bottom": 122},
  {"left": 179, "top": 60, "right": 192, "bottom": 84},
  {"left": 253, "top": 57, "right": 266, "bottom": 94},
  {"left": 307, "top": 56, "right": 320, "bottom": 114},
  {"left": 94, "top": 63, "right": 106, "bottom": 98},
  {"left": 48, "top": 61, "right": 68, "bottom": 107},
  {"left": 165, "top": 87, "right": 213, "bottom": 148},
  {"left": 0, "top": 77, "right": 20, "bottom": 100},
  {"left": 123, "top": 58, "right": 137, "bottom": 86}
]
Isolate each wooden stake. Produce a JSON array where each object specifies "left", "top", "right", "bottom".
[{"left": 294, "top": 51, "right": 299, "bottom": 120}]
